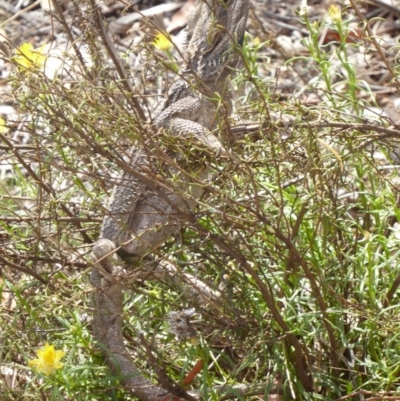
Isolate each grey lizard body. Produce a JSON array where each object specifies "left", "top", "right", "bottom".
[
  {"left": 91, "top": 1, "right": 250, "bottom": 399},
  {"left": 94, "top": 0, "right": 249, "bottom": 263}
]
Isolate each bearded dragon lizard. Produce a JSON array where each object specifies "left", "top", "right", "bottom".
[{"left": 91, "top": 1, "right": 250, "bottom": 400}]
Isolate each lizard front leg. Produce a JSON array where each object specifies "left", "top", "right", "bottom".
[{"left": 154, "top": 94, "right": 226, "bottom": 155}]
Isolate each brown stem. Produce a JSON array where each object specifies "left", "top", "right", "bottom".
[
  {"left": 50, "top": 0, "right": 94, "bottom": 81},
  {"left": 0, "top": 133, "right": 93, "bottom": 244},
  {"left": 189, "top": 220, "right": 314, "bottom": 392},
  {"left": 349, "top": 0, "right": 400, "bottom": 96},
  {"left": 0, "top": 255, "right": 49, "bottom": 285},
  {"left": 88, "top": 0, "right": 146, "bottom": 122},
  {"left": 139, "top": 333, "right": 197, "bottom": 401}
]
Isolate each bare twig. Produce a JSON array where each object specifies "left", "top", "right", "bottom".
[
  {"left": 139, "top": 333, "right": 197, "bottom": 401},
  {"left": 349, "top": 0, "right": 400, "bottom": 96},
  {"left": 0, "top": 0, "right": 40, "bottom": 27},
  {"left": 50, "top": 0, "right": 94, "bottom": 81},
  {"left": 336, "top": 390, "right": 400, "bottom": 401},
  {"left": 0, "top": 216, "right": 102, "bottom": 223},
  {"left": 88, "top": 0, "right": 146, "bottom": 122},
  {"left": 0, "top": 255, "right": 49, "bottom": 285},
  {"left": 0, "top": 132, "right": 93, "bottom": 244}
]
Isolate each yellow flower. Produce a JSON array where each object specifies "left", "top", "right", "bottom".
[
  {"left": 328, "top": 4, "right": 342, "bottom": 23},
  {"left": 13, "top": 43, "right": 46, "bottom": 71},
  {"left": 152, "top": 32, "right": 172, "bottom": 51},
  {"left": 0, "top": 117, "right": 9, "bottom": 134},
  {"left": 28, "top": 343, "right": 65, "bottom": 376},
  {"left": 190, "top": 337, "right": 199, "bottom": 346}
]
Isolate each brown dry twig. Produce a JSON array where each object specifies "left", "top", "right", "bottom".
[
  {"left": 0, "top": 255, "right": 49, "bottom": 285},
  {"left": 349, "top": 0, "right": 400, "bottom": 96}
]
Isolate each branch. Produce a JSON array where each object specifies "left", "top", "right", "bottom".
[
  {"left": 0, "top": 133, "right": 93, "bottom": 244},
  {"left": 349, "top": 0, "right": 400, "bottom": 96},
  {"left": 50, "top": 0, "right": 94, "bottom": 81},
  {"left": 88, "top": 0, "right": 146, "bottom": 122},
  {"left": 139, "top": 333, "right": 197, "bottom": 401},
  {"left": 0, "top": 255, "right": 49, "bottom": 286}
]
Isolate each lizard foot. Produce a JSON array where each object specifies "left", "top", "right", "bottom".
[{"left": 92, "top": 238, "right": 126, "bottom": 287}]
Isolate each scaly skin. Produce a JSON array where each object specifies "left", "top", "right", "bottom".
[{"left": 91, "top": 1, "right": 250, "bottom": 400}]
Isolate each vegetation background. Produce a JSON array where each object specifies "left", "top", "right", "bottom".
[{"left": 2, "top": 0, "right": 400, "bottom": 400}]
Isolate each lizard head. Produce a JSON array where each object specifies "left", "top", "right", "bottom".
[{"left": 184, "top": 0, "right": 250, "bottom": 84}]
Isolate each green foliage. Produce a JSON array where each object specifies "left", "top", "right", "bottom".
[{"left": 2, "top": 1, "right": 400, "bottom": 400}]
